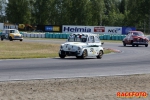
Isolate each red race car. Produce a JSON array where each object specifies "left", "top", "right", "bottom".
[{"left": 122, "top": 31, "right": 149, "bottom": 47}]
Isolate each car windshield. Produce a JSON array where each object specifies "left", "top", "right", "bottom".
[
  {"left": 132, "top": 32, "right": 144, "bottom": 36},
  {"left": 68, "top": 35, "right": 87, "bottom": 42},
  {"left": 9, "top": 30, "right": 19, "bottom": 34}
]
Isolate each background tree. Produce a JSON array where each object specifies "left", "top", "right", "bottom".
[
  {"left": 33, "top": 0, "right": 52, "bottom": 25},
  {"left": 0, "top": 0, "right": 3, "bottom": 22},
  {"left": 90, "top": 0, "right": 105, "bottom": 25},
  {"left": 6, "top": 0, "right": 31, "bottom": 24},
  {"left": 4, "top": 0, "right": 150, "bottom": 33}
]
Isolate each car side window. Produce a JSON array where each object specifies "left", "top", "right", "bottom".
[
  {"left": 95, "top": 36, "right": 100, "bottom": 43},
  {"left": 89, "top": 36, "right": 94, "bottom": 43},
  {"left": 127, "top": 33, "right": 131, "bottom": 37}
]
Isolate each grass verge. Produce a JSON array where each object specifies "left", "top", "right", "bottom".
[{"left": 0, "top": 41, "right": 116, "bottom": 59}]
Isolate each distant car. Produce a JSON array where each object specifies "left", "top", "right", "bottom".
[
  {"left": 1, "top": 29, "right": 23, "bottom": 41},
  {"left": 59, "top": 32, "right": 104, "bottom": 59},
  {"left": 122, "top": 31, "right": 149, "bottom": 47}
]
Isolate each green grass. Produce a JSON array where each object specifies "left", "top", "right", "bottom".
[{"left": 0, "top": 41, "right": 115, "bottom": 59}]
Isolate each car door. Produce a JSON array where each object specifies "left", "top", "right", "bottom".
[
  {"left": 87, "top": 36, "right": 98, "bottom": 56},
  {"left": 94, "top": 36, "right": 101, "bottom": 55}
]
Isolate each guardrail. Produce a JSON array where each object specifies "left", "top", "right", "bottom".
[{"left": 17, "top": 32, "right": 127, "bottom": 40}]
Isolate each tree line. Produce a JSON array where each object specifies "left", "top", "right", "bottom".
[{"left": 0, "top": 0, "right": 150, "bottom": 33}]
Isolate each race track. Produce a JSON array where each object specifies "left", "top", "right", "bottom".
[{"left": 0, "top": 39, "right": 150, "bottom": 81}]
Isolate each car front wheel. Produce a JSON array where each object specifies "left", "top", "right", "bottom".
[
  {"left": 76, "top": 56, "right": 81, "bottom": 59},
  {"left": 1, "top": 37, "right": 3, "bottom": 41},
  {"left": 123, "top": 41, "right": 126, "bottom": 46},
  {"left": 145, "top": 44, "right": 148, "bottom": 47},
  {"left": 59, "top": 53, "right": 66, "bottom": 58},
  {"left": 97, "top": 50, "right": 103, "bottom": 59},
  {"left": 9, "top": 37, "right": 13, "bottom": 41}
]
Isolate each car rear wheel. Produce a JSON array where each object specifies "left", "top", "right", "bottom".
[
  {"left": 97, "top": 50, "right": 103, "bottom": 59},
  {"left": 145, "top": 44, "right": 148, "bottom": 47},
  {"left": 20, "top": 39, "right": 23, "bottom": 41}
]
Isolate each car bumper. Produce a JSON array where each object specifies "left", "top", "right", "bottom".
[
  {"left": 133, "top": 42, "right": 148, "bottom": 45},
  {"left": 13, "top": 37, "right": 23, "bottom": 40},
  {"left": 60, "top": 50, "right": 79, "bottom": 56}
]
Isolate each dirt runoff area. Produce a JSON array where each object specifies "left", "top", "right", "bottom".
[{"left": 0, "top": 74, "right": 150, "bottom": 100}]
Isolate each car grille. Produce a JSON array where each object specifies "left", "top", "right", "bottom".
[
  {"left": 135, "top": 38, "right": 146, "bottom": 42},
  {"left": 61, "top": 51, "right": 77, "bottom": 56}
]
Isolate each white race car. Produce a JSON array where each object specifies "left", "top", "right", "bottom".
[{"left": 59, "top": 33, "right": 104, "bottom": 59}]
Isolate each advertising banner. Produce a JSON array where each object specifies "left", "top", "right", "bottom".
[
  {"left": 62, "top": 25, "right": 123, "bottom": 34},
  {"left": 93, "top": 26, "right": 105, "bottom": 33},
  {"left": 63, "top": 25, "right": 93, "bottom": 33},
  {"left": 37, "top": 25, "right": 62, "bottom": 32},
  {"left": 105, "top": 27, "right": 122, "bottom": 34},
  {"left": 122, "top": 27, "right": 136, "bottom": 35},
  {"left": 45, "top": 25, "right": 61, "bottom": 32}
]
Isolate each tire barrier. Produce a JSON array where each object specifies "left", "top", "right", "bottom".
[
  {"left": 99, "top": 34, "right": 126, "bottom": 40},
  {"left": 21, "top": 32, "right": 126, "bottom": 40},
  {"left": 45, "top": 33, "right": 69, "bottom": 39},
  {"left": 23, "top": 32, "right": 45, "bottom": 38}
]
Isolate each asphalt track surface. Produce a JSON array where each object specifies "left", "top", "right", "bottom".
[{"left": 0, "top": 38, "right": 150, "bottom": 81}]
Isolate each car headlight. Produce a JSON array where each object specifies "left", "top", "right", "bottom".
[
  {"left": 78, "top": 46, "right": 83, "bottom": 50},
  {"left": 60, "top": 45, "right": 64, "bottom": 50},
  {"left": 60, "top": 45, "right": 63, "bottom": 49}
]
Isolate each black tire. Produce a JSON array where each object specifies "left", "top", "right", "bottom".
[
  {"left": 9, "top": 37, "right": 13, "bottom": 41},
  {"left": 59, "top": 53, "right": 66, "bottom": 58},
  {"left": 97, "top": 50, "right": 103, "bottom": 59},
  {"left": 136, "top": 45, "right": 138, "bottom": 47},
  {"left": 123, "top": 41, "right": 126, "bottom": 46},
  {"left": 145, "top": 44, "right": 148, "bottom": 47},
  {"left": 20, "top": 39, "right": 23, "bottom": 41},
  {"left": 1, "top": 37, "right": 3, "bottom": 41},
  {"left": 131, "top": 41, "right": 134, "bottom": 47},
  {"left": 81, "top": 49, "right": 87, "bottom": 59}
]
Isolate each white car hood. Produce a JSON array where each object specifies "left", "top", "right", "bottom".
[{"left": 63, "top": 42, "right": 87, "bottom": 46}]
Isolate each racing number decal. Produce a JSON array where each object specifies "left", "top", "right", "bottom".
[{"left": 90, "top": 48, "right": 94, "bottom": 52}]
